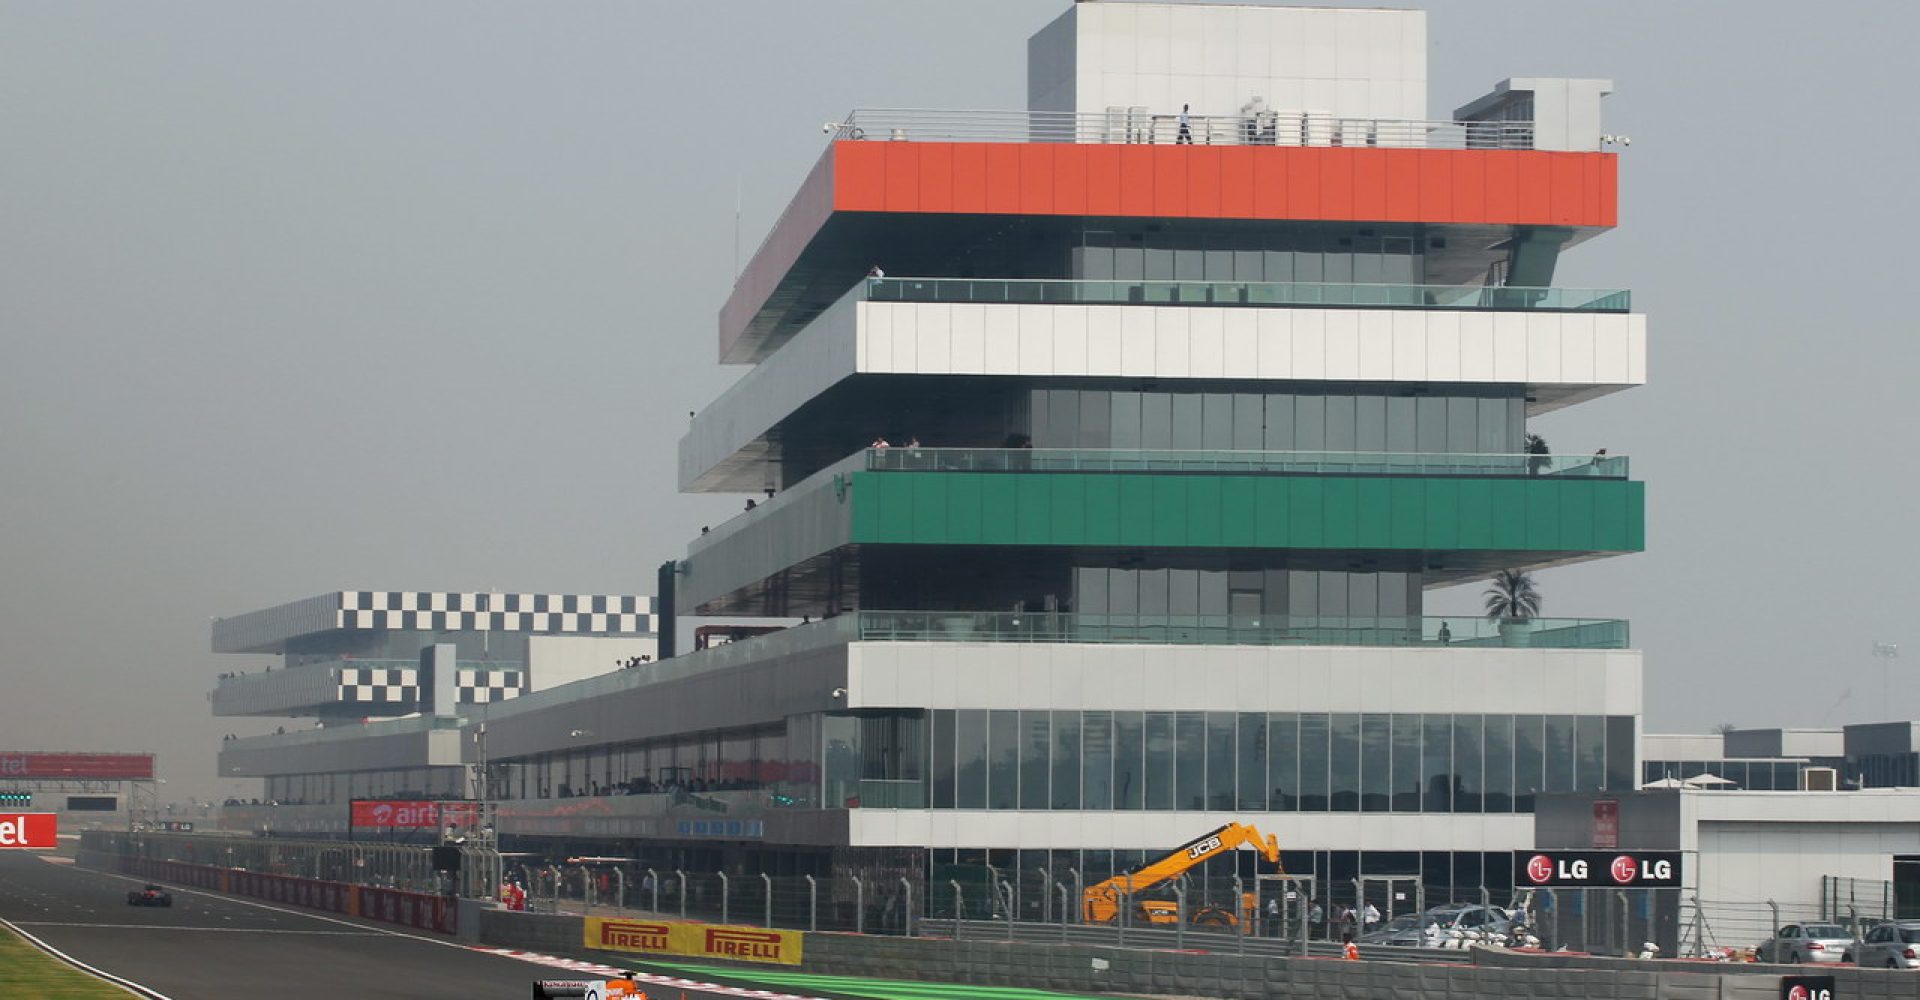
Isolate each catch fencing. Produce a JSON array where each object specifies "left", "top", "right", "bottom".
[{"left": 81, "top": 829, "right": 503, "bottom": 903}]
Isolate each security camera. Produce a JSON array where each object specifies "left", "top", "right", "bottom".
[
  {"left": 822, "top": 123, "right": 840, "bottom": 134},
  {"left": 831, "top": 687, "right": 847, "bottom": 699}
]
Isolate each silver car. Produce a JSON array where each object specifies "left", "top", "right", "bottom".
[
  {"left": 1755, "top": 923, "right": 1852, "bottom": 964},
  {"left": 1848, "top": 921, "right": 1920, "bottom": 969}
]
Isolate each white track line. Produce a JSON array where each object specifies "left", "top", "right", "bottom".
[
  {"left": 14, "top": 920, "right": 380, "bottom": 935},
  {"left": 0, "top": 914, "right": 174, "bottom": 1000}
]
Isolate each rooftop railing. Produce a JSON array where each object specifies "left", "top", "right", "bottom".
[
  {"left": 866, "top": 448, "right": 1628, "bottom": 479},
  {"left": 863, "top": 277, "right": 1630, "bottom": 312},
  {"left": 853, "top": 611, "right": 1628, "bottom": 650},
  {"left": 830, "top": 108, "right": 1539, "bottom": 150}
]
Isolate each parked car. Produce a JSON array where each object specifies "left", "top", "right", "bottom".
[
  {"left": 1359, "top": 914, "right": 1425, "bottom": 947},
  {"left": 1424, "top": 903, "right": 1511, "bottom": 936},
  {"left": 1756, "top": 923, "right": 1852, "bottom": 963},
  {"left": 1847, "top": 921, "right": 1920, "bottom": 969}
]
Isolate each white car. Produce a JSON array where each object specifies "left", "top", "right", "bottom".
[{"left": 1755, "top": 922, "right": 1851, "bottom": 964}]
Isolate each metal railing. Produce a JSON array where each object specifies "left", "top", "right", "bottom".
[
  {"left": 831, "top": 108, "right": 1539, "bottom": 150},
  {"left": 867, "top": 448, "right": 1629, "bottom": 479},
  {"left": 852, "top": 611, "right": 1629, "bottom": 650},
  {"left": 863, "top": 276, "right": 1631, "bottom": 312},
  {"left": 82, "top": 830, "right": 503, "bottom": 902}
]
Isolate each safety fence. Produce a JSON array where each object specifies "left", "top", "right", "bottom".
[
  {"left": 100, "top": 853, "right": 458, "bottom": 935},
  {"left": 80, "top": 829, "right": 503, "bottom": 903}
]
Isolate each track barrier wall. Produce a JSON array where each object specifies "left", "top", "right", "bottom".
[{"left": 87, "top": 851, "right": 457, "bottom": 935}]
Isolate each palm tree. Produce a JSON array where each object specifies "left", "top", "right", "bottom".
[
  {"left": 1525, "top": 433, "right": 1551, "bottom": 476},
  {"left": 1483, "top": 570, "right": 1541, "bottom": 621}
]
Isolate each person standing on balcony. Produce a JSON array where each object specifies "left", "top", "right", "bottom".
[
  {"left": 1176, "top": 104, "right": 1193, "bottom": 144},
  {"left": 867, "top": 264, "right": 885, "bottom": 278}
]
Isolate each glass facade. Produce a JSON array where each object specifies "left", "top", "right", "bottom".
[
  {"left": 1071, "top": 228, "right": 1425, "bottom": 286},
  {"left": 1640, "top": 759, "right": 1810, "bottom": 791},
  {"left": 1026, "top": 387, "right": 1524, "bottom": 455},
  {"left": 920, "top": 710, "right": 1635, "bottom": 812}
]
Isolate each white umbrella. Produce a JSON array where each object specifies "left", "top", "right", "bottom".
[{"left": 1682, "top": 774, "right": 1736, "bottom": 787}]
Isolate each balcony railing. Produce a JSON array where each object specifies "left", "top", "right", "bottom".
[
  {"left": 863, "top": 277, "right": 1630, "bottom": 312},
  {"left": 831, "top": 108, "right": 1539, "bottom": 150},
  {"left": 852, "top": 611, "right": 1629, "bottom": 650},
  {"left": 866, "top": 448, "right": 1628, "bottom": 479}
]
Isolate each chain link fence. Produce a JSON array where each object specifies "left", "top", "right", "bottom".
[{"left": 81, "top": 830, "right": 502, "bottom": 901}]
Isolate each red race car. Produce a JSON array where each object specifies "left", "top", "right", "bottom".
[{"left": 125, "top": 884, "right": 174, "bottom": 907}]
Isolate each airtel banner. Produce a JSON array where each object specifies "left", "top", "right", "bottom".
[
  {"left": 1514, "top": 849, "right": 1684, "bottom": 888},
  {"left": 0, "top": 753, "right": 154, "bottom": 781},
  {"left": 0, "top": 813, "right": 58, "bottom": 849},
  {"left": 350, "top": 801, "right": 480, "bottom": 829}
]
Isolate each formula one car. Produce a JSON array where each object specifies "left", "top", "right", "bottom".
[
  {"left": 125, "top": 884, "right": 173, "bottom": 907},
  {"left": 532, "top": 977, "right": 646, "bottom": 999}
]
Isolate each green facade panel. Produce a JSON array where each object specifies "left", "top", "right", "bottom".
[{"left": 849, "top": 471, "right": 1646, "bottom": 554}]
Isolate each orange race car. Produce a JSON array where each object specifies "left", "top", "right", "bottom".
[{"left": 531, "top": 977, "right": 647, "bottom": 999}]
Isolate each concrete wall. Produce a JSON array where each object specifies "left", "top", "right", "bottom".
[
  {"left": 463, "top": 909, "right": 1920, "bottom": 1000},
  {"left": 528, "top": 635, "right": 663, "bottom": 691}
]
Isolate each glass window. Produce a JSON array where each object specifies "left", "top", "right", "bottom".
[
  {"left": 1355, "top": 395, "right": 1387, "bottom": 452},
  {"left": 1447, "top": 397, "right": 1478, "bottom": 453},
  {"left": 1423, "top": 715, "right": 1453, "bottom": 812},
  {"left": 1236, "top": 712, "right": 1267, "bottom": 810},
  {"left": 1298, "top": 713, "right": 1330, "bottom": 811},
  {"left": 1021, "top": 712, "right": 1050, "bottom": 809},
  {"left": 1386, "top": 396, "right": 1417, "bottom": 452},
  {"left": 1109, "top": 569, "right": 1139, "bottom": 615},
  {"left": 1318, "top": 572, "right": 1347, "bottom": 617},
  {"left": 989, "top": 710, "right": 1019, "bottom": 809},
  {"left": 1264, "top": 394, "right": 1295, "bottom": 450},
  {"left": 1111, "top": 391, "right": 1142, "bottom": 450},
  {"left": 1168, "top": 569, "right": 1199, "bottom": 616},
  {"left": 1144, "top": 712, "right": 1175, "bottom": 810},
  {"left": 955, "top": 710, "right": 987, "bottom": 809},
  {"left": 1052, "top": 710, "right": 1082, "bottom": 809},
  {"left": 1294, "top": 394, "right": 1326, "bottom": 450},
  {"left": 1045, "top": 390, "right": 1079, "bottom": 449},
  {"left": 1484, "top": 715, "right": 1515, "bottom": 812},
  {"left": 1392, "top": 714, "right": 1422, "bottom": 811},
  {"left": 1171, "top": 394, "right": 1203, "bottom": 449},
  {"left": 1141, "top": 393, "right": 1172, "bottom": 449},
  {"left": 1173, "top": 248, "right": 1204, "bottom": 281},
  {"left": 1232, "top": 394, "right": 1264, "bottom": 450},
  {"left": 1264, "top": 250, "right": 1295, "bottom": 282},
  {"left": 1514, "top": 715, "right": 1544, "bottom": 810},
  {"left": 1139, "top": 570, "right": 1170, "bottom": 617},
  {"left": 1113, "top": 711, "right": 1144, "bottom": 810},
  {"left": 1114, "top": 246, "right": 1145, "bottom": 281},
  {"left": 1207, "top": 712, "right": 1237, "bottom": 810},
  {"left": 1454, "top": 715, "right": 1484, "bottom": 813},
  {"left": 1176, "top": 712, "right": 1208, "bottom": 810},
  {"left": 1415, "top": 396, "right": 1447, "bottom": 453},
  {"left": 1329, "top": 713, "right": 1360, "bottom": 812},
  {"left": 1079, "top": 391, "right": 1111, "bottom": 449},
  {"left": 1268, "top": 712, "right": 1297, "bottom": 810},
  {"left": 1082, "top": 711, "right": 1113, "bottom": 810},
  {"left": 1325, "top": 394, "right": 1356, "bottom": 451},
  {"left": 1605, "top": 716, "right": 1635, "bottom": 792},
  {"left": 1575, "top": 716, "right": 1606, "bottom": 792},
  {"left": 1076, "top": 568, "right": 1108, "bottom": 615},
  {"left": 1544, "top": 715, "right": 1576, "bottom": 793},
  {"left": 1348, "top": 573, "right": 1379, "bottom": 618},
  {"left": 1201, "top": 393, "right": 1233, "bottom": 449},
  {"left": 1379, "top": 571, "right": 1410, "bottom": 618},
  {"left": 1198, "top": 571, "right": 1229, "bottom": 616},
  {"left": 1287, "top": 570, "right": 1318, "bottom": 617},
  {"left": 1361, "top": 714, "right": 1391, "bottom": 812}
]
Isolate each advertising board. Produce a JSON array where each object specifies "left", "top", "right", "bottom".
[{"left": 584, "top": 917, "right": 803, "bottom": 966}]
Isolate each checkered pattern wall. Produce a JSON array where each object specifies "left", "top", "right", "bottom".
[
  {"left": 334, "top": 667, "right": 526, "bottom": 707},
  {"left": 214, "top": 591, "right": 654, "bottom": 653}
]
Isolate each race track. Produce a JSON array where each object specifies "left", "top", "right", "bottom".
[{"left": 0, "top": 852, "right": 538, "bottom": 999}]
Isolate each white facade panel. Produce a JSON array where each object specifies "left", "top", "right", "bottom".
[
  {"left": 845, "top": 642, "right": 1641, "bottom": 716},
  {"left": 849, "top": 809, "right": 1536, "bottom": 852},
  {"left": 683, "top": 301, "right": 1648, "bottom": 490}
]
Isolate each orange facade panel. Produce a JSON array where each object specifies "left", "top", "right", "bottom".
[{"left": 830, "top": 140, "right": 1619, "bottom": 228}]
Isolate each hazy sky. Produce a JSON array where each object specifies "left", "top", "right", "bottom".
[{"left": 3, "top": 1, "right": 1916, "bottom": 802}]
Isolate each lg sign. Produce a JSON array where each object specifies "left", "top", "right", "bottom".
[
  {"left": 1514, "top": 850, "right": 1683, "bottom": 888},
  {"left": 1781, "top": 975, "right": 1836, "bottom": 1000},
  {"left": 0, "top": 813, "right": 57, "bottom": 849}
]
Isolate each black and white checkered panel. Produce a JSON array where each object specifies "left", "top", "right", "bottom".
[
  {"left": 456, "top": 668, "right": 526, "bottom": 705},
  {"left": 338, "top": 592, "right": 651, "bottom": 635},
  {"left": 336, "top": 667, "right": 420, "bottom": 707}
]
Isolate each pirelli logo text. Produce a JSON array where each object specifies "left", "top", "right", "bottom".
[
  {"left": 704, "top": 927, "right": 789, "bottom": 962},
  {"left": 583, "top": 917, "right": 803, "bottom": 966},
  {"left": 597, "top": 920, "right": 670, "bottom": 951}
]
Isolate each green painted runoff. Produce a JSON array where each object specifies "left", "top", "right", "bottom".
[{"left": 633, "top": 958, "right": 1106, "bottom": 1000}]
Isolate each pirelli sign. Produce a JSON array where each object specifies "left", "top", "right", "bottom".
[{"left": 585, "top": 917, "right": 803, "bottom": 966}]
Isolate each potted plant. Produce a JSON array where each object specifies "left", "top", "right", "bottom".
[
  {"left": 1525, "top": 433, "right": 1552, "bottom": 477},
  {"left": 1484, "top": 569, "right": 1541, "bottom": 646}
]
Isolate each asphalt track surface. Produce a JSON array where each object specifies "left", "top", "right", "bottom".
[{"left": 0, "top": 852, "right": 540, "bottom": 999}]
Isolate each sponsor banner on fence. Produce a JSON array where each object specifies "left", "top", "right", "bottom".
[
  {"left": 0, "top": 812, "right": 57, "bottom": 849},
  {"left": 0, "top": 753, "right": 154, "bottom": 781},
  {"left": 1514, "top": 849, "right": 1684, "bottom": 888},
  {"left": 349, "top": 799, "right": 480, "bottom": 829},
  {"left": 585, "top": 917, "right": 802, "bottom": 966}
]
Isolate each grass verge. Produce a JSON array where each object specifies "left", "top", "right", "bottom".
[{"left": 0, "top": 922, "right": 137, "bottom": 998}]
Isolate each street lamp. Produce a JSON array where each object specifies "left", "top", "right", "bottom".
[{"left": 1874, "top": 642, "right": 1900, "bottom": 716}]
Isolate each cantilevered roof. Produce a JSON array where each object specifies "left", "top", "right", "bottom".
[{"left": 212, "top": 591, "right": 654, "bottom": 654}]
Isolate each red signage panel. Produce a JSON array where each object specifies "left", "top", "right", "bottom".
[
  {"left": 0, "top": 813, "right": 57, "bottom": 849},
  {"left": 350, "top": 800, "right": 479, "bottom": 830},
  {"left": 0, "top": 753, "right": 154, "bottom": 781},
  {"left": 1592, "top": 799, "right": 1620, "bottom": 849}
]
